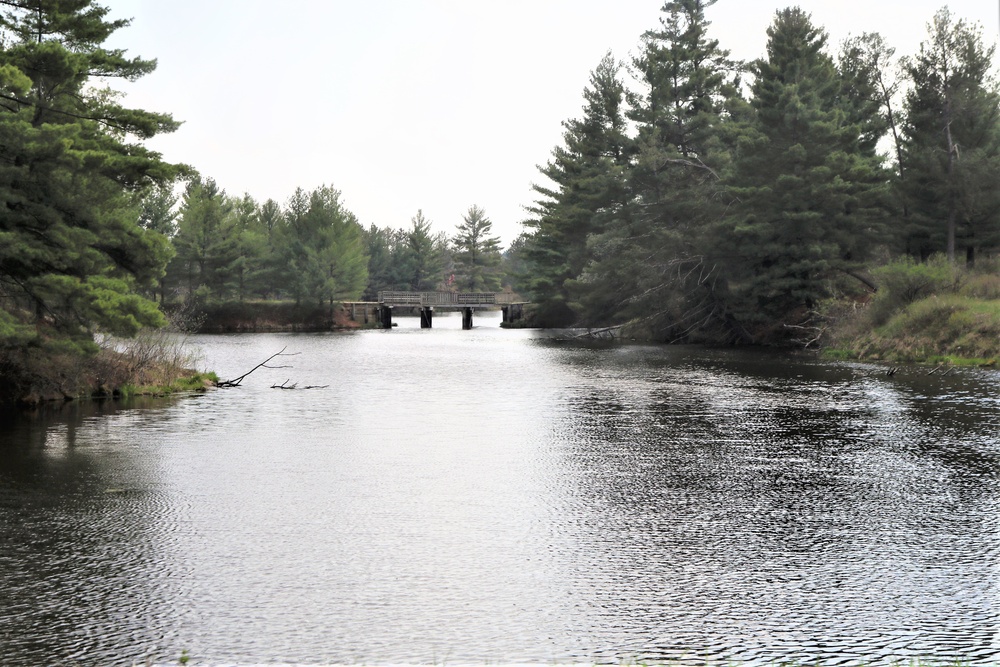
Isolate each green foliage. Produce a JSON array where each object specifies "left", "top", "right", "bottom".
[
  {"left": 274, "top": 186, "right": 368, "bottom": 306},
  {"left": 523, "top": 52, "right": 631, "bottom": 325},
  {"left": 866, "top": 294, "right": 1000, "bottom": 361},
  {"left": 827, "top": 254, "right": 1000, "bottom": 361},
  {"left": 399, "top": 210, "right": 445, "bottom": 291},
  {"left": 500, "top": 232, "right": 530, "bottom": 293},
  {"left": 362, "top": 223, "right": 405, "bottom": 299},
  {"left": 169, "top": 178, "right": 236, "bottom": 298},
  {"left": 722, "top": 7, "right": 888, "bottom": 328},
  {"left": 868, "top": 255, "right": 958, "bottom": 324},
  {"left": 168, "top": 184, "right": 368, "bottom": 307},
  {"left": 137, "top": 182, "right": 179, "bottom": 236},
  {"left": 899, "top": 9, "right": 1000, "bottom": 262},
  {"left": 451, "top": 205, "right": 502, "bottom": 292},
  {"left": 0, "top": 0, "right": 184, "bottom": 352},
  {"left": 959, "top": 272, "right": 1000, "bottom": 300}
]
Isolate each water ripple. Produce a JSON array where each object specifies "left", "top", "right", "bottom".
[{"left": 1, "top": 328, "right": 998, "bottom": 665}]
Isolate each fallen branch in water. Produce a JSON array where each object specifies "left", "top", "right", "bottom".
[
  {"left": 573, "top": 325, "right": 623, "bottom": 341},
  {"left": 217, "top": 347, "right": 298, "bottom": 387},
  {"left": 270, "top": 379, "right": 329, "bottom": 390}
]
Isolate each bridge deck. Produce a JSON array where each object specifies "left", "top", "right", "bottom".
[{"left": 377, "top": 291, "right": 524, "bottom": 308}]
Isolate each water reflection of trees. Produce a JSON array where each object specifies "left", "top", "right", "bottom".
[
  {"left": 548, "top": 346, "right": 999, "bottom": 663},
  {"left": 0, "top": 398, "right": 183, "bottom": 665}
]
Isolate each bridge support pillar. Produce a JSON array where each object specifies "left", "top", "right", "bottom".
[
  {"left": 378, "top": 305, "right": 393, "bottom": 329},
  {"left": 462, "top": 307, "right": 473, "bottom": 330},
  {"left": 420, "top": 307, "right": 433, "bottom": 328},
  {"left": 502, "top": 304, "right": 523, "bottom": 324}
]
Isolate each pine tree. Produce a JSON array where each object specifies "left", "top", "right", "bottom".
[
  {"left": 523, "top": 52, "right": 630, "bottom": 325},
  {"left": 723, "top": 8, "right": 887, "bottom": 330},
  {"left": 362, "top": 224, "right": 407, "bottom": 299},
  {"left": 229, "top": 194, "right": 268, "bottom": 302},
  {"left": 0, "top": 0, "right": 184, "bottom": 351},
  {"left": 169, "top": 178, "right": 236, "bottom": 301},
  {"left": 273, "top": 186, "right": 368, "bottom": 305},
  {"left": 899, "top": 8, "right": 1000, "bottom": 263},
  {"left": 578, "top": 0, "right": 740, "bottom": 337},
  {"left": 451, "top": 205, "right": 502, "bottom": 292},
  {"left": 400, "top": 210, "right": 443, "bottom": 291}
]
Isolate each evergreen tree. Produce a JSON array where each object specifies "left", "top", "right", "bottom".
[
  {"left": 0, "top": 0, "right": 183, "bottom": 351},
  {"left": 169, "top": 178, "right": 236, "bottom": 301},
  {"left": 271, "top": 188, "right": 311, "bottom": 303},
  {"left": 362, "top": 224, "right": 406, "bottom": 299},
  {"left": 899, "top": 8, "right": 1000, "bottom": 263},
  {"left": 500, "top": 232, "right": 531, "bottom": 294},
  {"left": 579, "top": 0, "right": 739, "bottom": 337},
  {"left": 400, "top": 210, "right": 443, "bottom": 291},
  {"left": 840, "top": 33, "right": 903, "bottom": 169},
  {"left": 137, "top": 183, "right": 179, "bottom": 236},
  {"left": 229, "top": 194, "right": 268, "bottom": 301},
  {"left": 136, "top": 183, "right": 178, "bottom": 303},
  {"left": 255, "top": 198, "right": 284, "bottom": 298},
  {"left": 451, "top": 205, "right": 502, "bottom": 292},
  {"left": 274, "top": 186, "right": 368, "bottom": 305},
  {"left": 723, "top": 8, "right": 887, "bottom": 330},
  {"left": 523, "top": 52, "right": 631, "bottom": 325}
]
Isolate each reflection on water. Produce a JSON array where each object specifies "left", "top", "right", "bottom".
[{"left": 0, "top": 312, "right": 998, "bottom": 665}]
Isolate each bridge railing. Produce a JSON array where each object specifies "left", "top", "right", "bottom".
[{"left": 377, "top": 291, "right": 522, "bottom": 306}]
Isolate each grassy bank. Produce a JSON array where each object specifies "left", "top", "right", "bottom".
[
  {"left": 0, "top": 345, "right": 216, "bottom": 407},
  {"left": 0, "top": 310, "right": 216, "bottom": 408},
  {"left": 824, "top": 257, "right": 1000, "bottom": 364}
]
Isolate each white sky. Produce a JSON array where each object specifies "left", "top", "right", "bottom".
[{"left": 103, "top": 1, "right": 1000, "bottom": 247}]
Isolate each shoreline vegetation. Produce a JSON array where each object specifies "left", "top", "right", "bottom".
[
  {"left": 821, "top": 256, "right": 1000, "bottom": 366},
  {"left": 2, "top": 3, "right": 999, "bottom": 409},
  {"left": 6, "top": 266, "right": 999, "bottom": 409},
  {"left": 0, "top": 313, "right": 218, "bottom": 409}
]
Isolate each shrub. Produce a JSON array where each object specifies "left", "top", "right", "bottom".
[
  {"left": 868, "top": 255, "right": 959, "bottom": 326},
  {"left": 959, "top": 272, "right": 1000, "bottom": 300}
]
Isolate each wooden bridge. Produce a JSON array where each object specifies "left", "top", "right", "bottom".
[{"left": 373, "top": 291, "right": 528, "bottom": 329}]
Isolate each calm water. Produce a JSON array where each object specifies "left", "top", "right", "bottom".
[{"left": 1, "top": 310, "right": 998, "bottom": 666}]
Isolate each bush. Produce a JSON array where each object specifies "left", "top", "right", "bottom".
[
  {"left": 868, "top": 255, "right": 959, "bottom": 326},
  {"left": 959, "top": 272, "right": 1000, "bottom": 300}
]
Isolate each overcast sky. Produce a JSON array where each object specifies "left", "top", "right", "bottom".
[{"left": 103, "top": 1, "right": 999, "bottom": 247}]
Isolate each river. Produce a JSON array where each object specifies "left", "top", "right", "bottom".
[{"left": 1, "top": 310, "right": 998, "bottom": 666}]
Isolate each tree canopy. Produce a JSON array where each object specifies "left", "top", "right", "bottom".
[
  {"left": 0, "top": 0, "right": 184, "bottom": 352},
  {"left": 518, "top": 3, "right": 997, "bottom": 343}
]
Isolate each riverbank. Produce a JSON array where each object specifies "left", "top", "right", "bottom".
[
  {"left": 192, "top": 301, "right": 366, "bottom": 333},
  {"left": 0, "top": 345, "right": 216, "bottom": 408},
  {"left": 822, "top": 258, "right": 1000, "bottom": 365}
]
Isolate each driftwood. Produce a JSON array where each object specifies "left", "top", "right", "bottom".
[
  {"left": 573, "top": 325, "right": 623, "bottom": 341},
  {"left": 217, "top": 347, "right": 298, "bottom": 387},
  {"left": 270, "top": 380, "right": 329, "bottom": 390},
  {"left": 783, "top": 322, "right": 826, "bottom": 349}
]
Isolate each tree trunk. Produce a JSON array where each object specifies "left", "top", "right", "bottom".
[{"left": 944, "top": 112, "right": 957, "bottom": 263}]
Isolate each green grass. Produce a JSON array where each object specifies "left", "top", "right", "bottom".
[
  {"left": 119, "top": 371, "right": 218, "bottom": 398},
  {"left": 827, "top": 294, "right": 1000, "bottom": 364}
]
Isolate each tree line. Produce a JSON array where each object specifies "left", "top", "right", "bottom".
[
  {"left": 0, "top": 0, "right": 510, "bottom": 357},
  {"left": 146, "top": 181, "right": 508, "bottom": 307},
  {"left": 1, "top": 0, "right": 996, "bottom": 358},
  {"left": 515, "top": 0, "right": 1000, "bottom": 342}
]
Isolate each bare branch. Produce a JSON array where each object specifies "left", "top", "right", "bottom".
[{"left": 218, "top": 347, "right": 299, "bottom": 387}]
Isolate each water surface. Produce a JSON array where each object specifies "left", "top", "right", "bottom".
[{"left": 1, "top": 311, "right": 998, "bottom": 665}]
